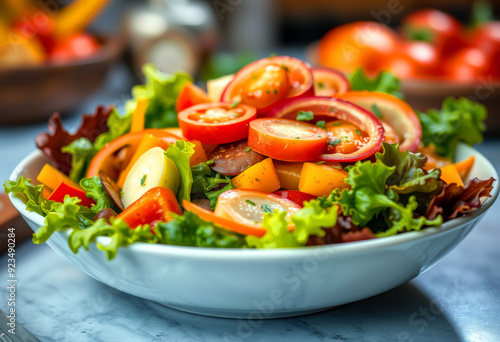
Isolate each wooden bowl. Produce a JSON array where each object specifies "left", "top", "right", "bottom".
[
  {"left": 0, "top": 35, "right": 124, "bottom": 125},
  {"left": 306, "top": 41, "right": 500, "bottom": 136}
]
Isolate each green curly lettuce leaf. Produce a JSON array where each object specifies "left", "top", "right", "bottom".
[
  {"left": 61, "top": 137, "right": 93, "bottom": 183},
  {"left": 79, "top": 176, "right": 115, "bottom": 214},
  {"left": 418, "top": 97, "right": 487, "bottom": 160},
  {"left": 165, "top": 140, "right": 195, "bottom": 203},
  {"left": 3, "top": 177, "right": 53, "bottom": 216},
  {"left": 155, "top": 211, "right": 246, "bottom": 248},
  {"left": 191, "top": 161, "right": 235, "bottom": 210},
  {"left": 246, "top": 200, "right": 337, "bottom": 248},
  {"left": 126, "top": 64, "right": 192, "bottom": 128},
  {"left": 68, "top": 219, "right": 157, "bottom": 260},
  {"left": 349, "top": 68, "right": 403, "bottom": 99}
]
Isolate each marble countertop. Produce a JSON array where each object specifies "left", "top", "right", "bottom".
[{"left": 1, "top": 65, "right": 499, "bottom": 342}]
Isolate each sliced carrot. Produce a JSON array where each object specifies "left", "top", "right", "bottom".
[
  {"left": 453, "top": 155, "right": 475, "bottom": 180},
  {"left": 130, "top": 97, "right": 148, "bottom": 133},
  {"left": 232, "top": 158, "right": 281, "bottom": 192},
  {"left": 273, "top": 161, "right": 304, "bottom": 190},
  {"left": 439, "top": 164, "right": 464, "bottom": 187},
  {"left": 183, "top": 200, "right": 266, "bottom": 236},
  {"left": 299, "top": 162, "right": 349, "bottom": 197},
  {"left": 37, "top": 164, "right": 82, "bottom": 191}
]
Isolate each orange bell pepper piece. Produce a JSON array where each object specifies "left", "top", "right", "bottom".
[
  {"left": 232, "top": 158, "right": 281, "bottom": 192},
  {"left": 299, "top": 162, "right": 349, "bottom": 197}
]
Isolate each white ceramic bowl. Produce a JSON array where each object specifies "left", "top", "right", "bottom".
[{"left": 9, "top": 144, "right": 499, "bottom": 319}]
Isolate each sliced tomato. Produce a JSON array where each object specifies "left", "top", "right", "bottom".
[
  {"left": 319, "top": 21, "right": 399, "bottom": 73},
  {"left": 273, "top": 190, "right": 317, "bottom": 208},
  {"left": 267, "top": 97, "right": 385, "bottom": 162},
  {"left": 335, "top": 91, "right": 421, "bottom": 152},
  {"left": 324, "top": 120, "right": 370, "bottom": 155},
  {"left": 175, "top": 82, "right": 211, "bottom": 112},
  {"left": 247, "top": 118, "right": 328, "bottom": 162},
  {"left": 221, "top": 56, "right": 314, "bottom": 114},
  {"left": 178, "top": 102, "right": 257, "bottom": 144},
  {"left": 312, "top": 68, "right": 349, "bottom": 96},
  {"left": 117, "top": 187, "right": 182, "bottom": 228},
  {"left": 86, "top": 129, "right": 181, "bottom": 180}
]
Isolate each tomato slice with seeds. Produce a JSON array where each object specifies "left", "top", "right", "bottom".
[
  {"left": 247, "top": 118, "right": 328, "bottom": 162},
  {"left": 221, "top": 56, "right": 314, "bottom": 114},
  {"left": 178, "top": 102, "right": 257, "bottom": 144},
  {"left": 267, "top": 97, "right": 385, "bottom": 162},
  {"left": 325, "top": 120, "right": 370, "bottom": 155}
]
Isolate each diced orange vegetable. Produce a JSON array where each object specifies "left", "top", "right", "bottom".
[
  {"left": 232, "top": 158, "right": 281, "bottom": 192},
  {"left": 130, "top": 97, "right": 148, "bottom": 133},
  {"left": 190, "top": 140, "right": 208, "bottom": 166},
  {"left": 439, "top": 164, "right": 464, "bottom": 187},
  {"left": 299, "top": 162, "right": 349, "bottom": 197},
  {"left": 453, "top": 155, "right": 475, "bottom": 180},
  {"left": 37, "top": 164, "right": 82, "bottom": 191},
  {"left": 48, "top": 181, "right": 95, "bottom": 207},
  {"left": 117, "top": 134, "right": 170, "bottom": 188},
  {"left": 273, "top": 161, "right": 304, "bottom": 190},
  {"left": 116, "top": 187, "right": 182, "bottom": 228}
]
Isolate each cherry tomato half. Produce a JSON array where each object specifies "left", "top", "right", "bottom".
[
  {"left": 178, "top": 102, "right": 257, "bottom": 144},
  {"left": 247, "top": 118, "right": 328, "bottom": 162},
  {"left": 324, "top": 120, "right": 369, "bottom": 155},
  {"left": 221, "top": 56, "right": 314, "bottom": 114},
  {"left": 267, "top": 97, "right": 385, "bottom": 162},
  {"left": 335, "top": 91, "right": 421, "bottom": 152}
]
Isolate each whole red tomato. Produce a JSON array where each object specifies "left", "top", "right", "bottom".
[
  {"left": 401, "top": 9, "right": 467, "bottom": 56},
  {"left": 49, "top": 33, "right": 100, "bottom": 64},
  {"left": 471, "top": 21, "right": 500, "bottom": 56},
  {"left": 376, "top": 41, "right": 440, "bottom": 79},
  {"left": 444, "top": 47, "right": 489, "bottom": 82},
  {"left": 319, "top": 21, "right": 400, "bottom": 73}
]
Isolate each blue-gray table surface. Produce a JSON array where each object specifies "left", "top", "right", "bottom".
[{"left": 1, "top": 65, "right": 499, "bottom": 342}]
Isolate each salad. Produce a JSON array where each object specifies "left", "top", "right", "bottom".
[{"left": 4, "top": 56, "right": 496, "bottom": 259}]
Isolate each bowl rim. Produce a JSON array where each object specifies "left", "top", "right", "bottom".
[{"left": 8, "top": 145, "right": 499, "bottom": 259}]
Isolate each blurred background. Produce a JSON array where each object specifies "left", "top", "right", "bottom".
[{"left": 1, "top": 0, "right": 499, "bottom": 122}]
